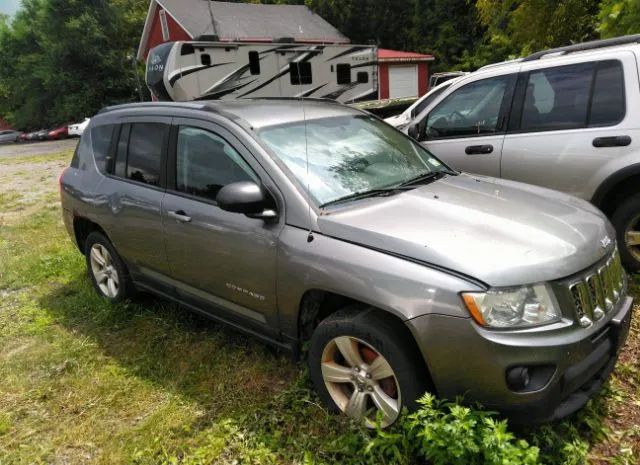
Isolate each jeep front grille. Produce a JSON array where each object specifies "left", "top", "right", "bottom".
[{"left": 569, "top": 249, "right": 625, "bottom": 327}]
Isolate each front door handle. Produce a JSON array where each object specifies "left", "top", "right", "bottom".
[
  {"left": 593, "top": 136, "right": 631, "bottom": 148},
  {"left": 465, "top": 144, "right": 494, "bottom": 155},
  {"left": 167, "top": 210, "right": 192, "bottom": 223}
]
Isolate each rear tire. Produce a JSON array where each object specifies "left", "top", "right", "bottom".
[
  {"left": 308, "top": 306, "right": 432, "bottom": 428},
  {"left": 611, "top": 193, "right": 640, "bottom": 272},
  {"left": 85, "top": 231, "right": 135, "bottom": 302}
]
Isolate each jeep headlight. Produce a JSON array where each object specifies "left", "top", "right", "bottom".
[{"left": 462, "top": 284, "right": 560, "bottom": 328}]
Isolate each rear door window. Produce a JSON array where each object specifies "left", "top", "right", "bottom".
[
  {"left": 126, "top": 123, "right": 167, "bottom": 186},
  {"left": 113, "top": 123, "right": 168, "bottom": 186},
  {"left": 520, "top": 62, "right": 593, "bottom": 131},
  {"left": 517, "top": 60, "right": 624, "bottom": 132}
]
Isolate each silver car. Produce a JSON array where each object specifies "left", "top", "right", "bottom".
[
  {"left": 60, "top": 99, "right": 633, "bottom": 427},
  {"left": 0, "top": 129, "right": 21, "bottom": 143}
]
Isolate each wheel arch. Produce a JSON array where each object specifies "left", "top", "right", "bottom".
[
  {"left": 73, "top": 216, "right": 109, "bottom": 254},
  {"left": 592, "top": 164, "right": 640, "bottom": 217},
  {"left": 297, "top": 289, "right": 435, "bottom": 391}
]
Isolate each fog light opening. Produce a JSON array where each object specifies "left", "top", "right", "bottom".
[{"left": 506, "top": 367, "right": 531, "bottom": 391}]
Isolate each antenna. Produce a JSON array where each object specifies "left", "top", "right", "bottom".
[
  {"left": 299, "top": 63, "right": 314, "bottom": 243},
  {"left": 206, "top": 0, "right": 219, "bottom": 38}
]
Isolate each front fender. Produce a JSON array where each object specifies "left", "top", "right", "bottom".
[{"left": 276, "top": 226, "right": 483, "bottom": 340}]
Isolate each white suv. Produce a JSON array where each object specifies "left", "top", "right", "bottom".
[{"left": 401, "top": 34, "right": 640, "bottom": 271}]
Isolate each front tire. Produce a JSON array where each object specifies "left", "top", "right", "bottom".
[
  {"left": 611, "top": 193, "right": 640, "bottom": 272},
  {"left": 308, "top": 306, "right": 432, "bottom": 428},
  {"left": 85, "top": 231, "right": 134, "bottom": 302}
]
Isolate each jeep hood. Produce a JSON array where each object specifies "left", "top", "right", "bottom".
[{"left": 317, "top": 174, "right": 615, "bottom": 287}]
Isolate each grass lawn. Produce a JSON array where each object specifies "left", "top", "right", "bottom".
[{"left": 0, "top": 149, "right": 638, "bottom": 464}]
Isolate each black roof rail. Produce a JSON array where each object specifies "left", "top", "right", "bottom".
[{"left": 522, "top": 34, "right": 640, "bottom": 62}]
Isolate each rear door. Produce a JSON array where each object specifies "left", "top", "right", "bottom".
[
  {"left": 501, "top": 52, "right": 639, "bottom": 199},
  {"left": 415, "top": 72, "right": 518, "bottom": 177},
  {"left": 162, "top": 118, "right": 282, "bottom": 334},
  {"left": 96, "top": 118, "right": 171, "bottom": 283}
]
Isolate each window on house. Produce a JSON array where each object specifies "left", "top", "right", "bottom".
[
  {"left": 290, "top": 61, "right": 312, "bottom": 85},
  {"left": 249, "top": 51, "right": 260, "bottom": 75},
  {"left": 336, "top": 64, "right": 351, "bottom": 84},
  {"left": 159, "top": 10, "right": 170, "bottom": 41}
]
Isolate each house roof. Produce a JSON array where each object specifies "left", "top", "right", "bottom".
[
  {"left": 138, "top": 0, "right": 349, "bottom": 59},
  {"left": 378, "top": 48, "right": 434, "bottom": 62}
]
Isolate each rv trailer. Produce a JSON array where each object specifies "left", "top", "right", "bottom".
[{"left": 146, "top": 41, "right": 378, "bottom": 103}]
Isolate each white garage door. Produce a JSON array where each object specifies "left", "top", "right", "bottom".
[{"left": 389, "top": 65, "right": 418, "bottom": 98}]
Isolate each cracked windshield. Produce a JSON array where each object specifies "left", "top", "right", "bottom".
[{"left": 258, "top": 115, "right": 445, "bottom": 206}]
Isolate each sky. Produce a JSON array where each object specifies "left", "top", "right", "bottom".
[{"left": 0, "top": 0, "right": 21, "bottom": 17}]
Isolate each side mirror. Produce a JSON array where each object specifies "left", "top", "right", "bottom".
[
  {"left": 407, "top": 123, "right": 421, "bottom": 140},
  {"left": 216, "top": 181, "right": 277, "bottom": 220}
]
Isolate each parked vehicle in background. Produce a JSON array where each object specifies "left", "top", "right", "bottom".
[
  {"left": 48, "top": 125, "right": 69, "bottom": 140},
  {"left": 25, "top": 131, "right": 39, "bottom": 141},
  {"left": 405, "top": 34, "right": 640, "bottom": 271},
  {"left": 68, "top": 118, "right": 90, "bottom": 137},
  {"left": 428, "top": 71, "right": 468, "bottom": 89},
  {"left": 19, "top": 132, "right": 29, "bottom": 142},
  {"left": 60, "top": 99, "right": 632, "bottom": 428},
  {"left": 385, "top": 78, "right": 461, "bottom": 129},
  {"left": 146, "top": 41, "right": 378, "bottom": 103},
  {"left": 35, "top": 129, "right": 49, "bottom": 141},
  {"left": 0, "top": 129, "right": 21, "bottom": 143}
]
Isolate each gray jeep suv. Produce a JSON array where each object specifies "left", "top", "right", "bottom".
[{"left": 60, "top": 99, "right": 633, "bottom": 427}]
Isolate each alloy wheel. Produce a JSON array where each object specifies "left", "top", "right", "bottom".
[
  {"left": 89, "top": 243, "right": 119, "bottom": 298},
  {"left": 321, "top": 336, "right": 401, "bottom": 427},
  {"left": 626, "top": 214, "right": 640, "bottom": 263}
]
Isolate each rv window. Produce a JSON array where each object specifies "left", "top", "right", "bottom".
[
  {"left": 249, "top": 51, "right": 260, "bottom": 75},
  {"left": 357, "top": 72, "right": 369, "bottom": 84},
  {"left": 201, "top": 54, "right": 211, "bottom": 66},
  {"left": 336, "top": 64, "right": 351, "bottom": 84},
  {"left": 290, "top": 62, "right": 312, "bottom": 85}
]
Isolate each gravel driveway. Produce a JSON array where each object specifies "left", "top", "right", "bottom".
[{"left": 0, "top": 139, "right": 78, "bottom": 159}]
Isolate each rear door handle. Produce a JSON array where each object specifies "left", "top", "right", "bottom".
[
  {"left": 167, "top": 210, "right": 192, "bottom": 223},
  {"left": 593, "top": 136, "right": 631, "bottom": 148},
  {"left": 465, "top": 144, "right": 493, "bottom": 155}
]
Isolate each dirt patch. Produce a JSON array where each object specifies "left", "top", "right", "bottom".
[
  {"left": 0, "top": 139, "right": 77, "bottom": 160},
  {"left": 0, "top": 157, "right": 69, "bottom": 226}
]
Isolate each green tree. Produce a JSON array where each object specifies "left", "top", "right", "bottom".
[
  {"left": 476, "top": 0, "right": 600, "bottom": 56},
  {"left": 598, "top": 0, "right": 640, "bottom": 38}
]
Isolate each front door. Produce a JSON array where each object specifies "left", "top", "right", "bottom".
[
  {"left": 162, "top": 120, "right": 282, "bottom": 332},
  {"left": 417, "top": 73, "right": 517, "bottom": 177}
]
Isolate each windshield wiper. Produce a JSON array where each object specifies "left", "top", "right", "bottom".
[
  {"left": 398, "top": 169, "right": 457, "bottom": 188},
  {"left": 319, "top": 186, "right": 411, "bottom": 208}
]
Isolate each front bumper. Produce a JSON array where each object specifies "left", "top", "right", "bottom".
[{"left": 406, "top": 295, "right": 633, "bottom": 424}]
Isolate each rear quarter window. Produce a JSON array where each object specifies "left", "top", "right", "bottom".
[{"left": 91, "top": 125, "right": 115, "bottom": 173}]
